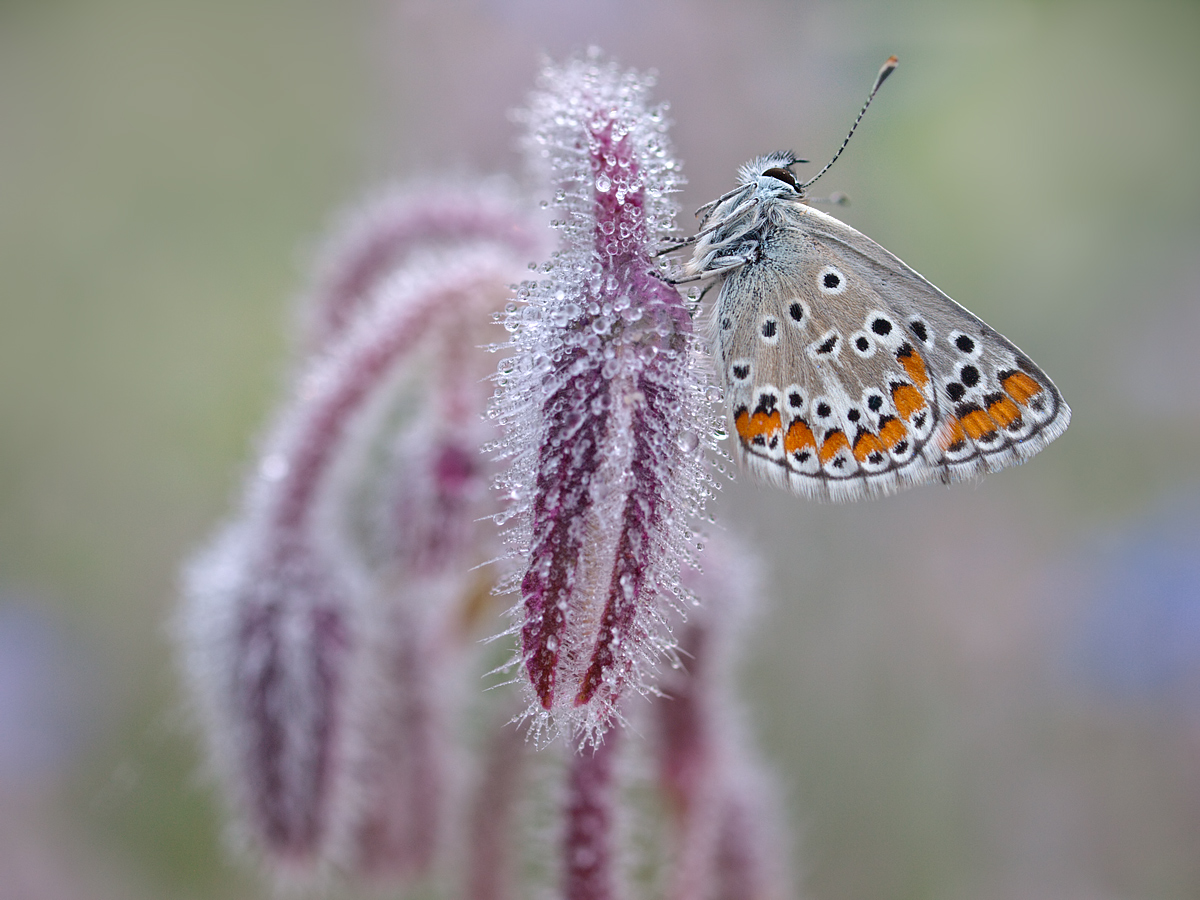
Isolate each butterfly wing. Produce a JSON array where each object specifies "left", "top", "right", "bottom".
[{"left": 712, "top": 203, "right": 1069, "bottom": 501}]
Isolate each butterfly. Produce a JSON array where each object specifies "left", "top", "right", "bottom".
[{"left": 676, "top": 58, "right": 1069, "bottom": 502}]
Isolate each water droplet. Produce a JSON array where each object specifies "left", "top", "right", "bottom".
[
  {"left": 595, "top": 173, "right": 612, "bottom": 193},
  {"left": 677, "top": 432, "right": 699, "bottom": 453}
]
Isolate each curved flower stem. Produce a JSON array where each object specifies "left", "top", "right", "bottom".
[{"left": 563, "top": 730, "right": 621, "bottom": 900}]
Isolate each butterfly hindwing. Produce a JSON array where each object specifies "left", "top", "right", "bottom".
[
  {"left": 804, "top": 207, "right": 1070, "bottom": 479},
  {"left": 711, "top": 202, "right": 1069, "bottom": 501}
]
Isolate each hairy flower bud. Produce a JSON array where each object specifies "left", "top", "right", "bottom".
[
  {"left": 494, "top": 51, "right": 714, "bottom": 741},
  {"left": 181, "top": 193, "right": 531, "bottom": 875}
]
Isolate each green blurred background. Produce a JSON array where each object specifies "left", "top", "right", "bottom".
[{"left": 2, "top": 0, "right": 1199, "bottom": 897}]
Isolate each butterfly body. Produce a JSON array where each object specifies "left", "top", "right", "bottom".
[{"left": 687, "top": 153, "right": 1069, "bottom": 502}]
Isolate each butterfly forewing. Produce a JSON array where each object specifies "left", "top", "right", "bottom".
[{"left": 706, "top": 198, "right": 1069, "bottom": 502}]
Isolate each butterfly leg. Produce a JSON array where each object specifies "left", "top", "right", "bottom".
[
  {"left": 654, "top": 234, "right": 699, "bottom": 257},
  {"left": 666, "top": 256, "right": 749, "bottom": 285}
]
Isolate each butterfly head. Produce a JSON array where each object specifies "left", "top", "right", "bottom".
[{"left": 737, "top": 152, "right": 808, "bottom": 200}]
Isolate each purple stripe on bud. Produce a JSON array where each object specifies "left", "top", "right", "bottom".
[
  {"left": 520, "top": 353, "right": 606, "bottom": 708},
  {"left": 575, "top": 341, "right": 683, "bottom": 709},
  {"left": 233, "top": 548, "right": 349, "bottom": 857}
]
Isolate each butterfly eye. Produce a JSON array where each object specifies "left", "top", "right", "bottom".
[{"left": 761, "top": 167, "right": 798, "bottom": 188}]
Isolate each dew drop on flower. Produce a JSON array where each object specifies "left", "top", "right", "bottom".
[{"left": 595, "top": 173, "right": 612, "bottom": 193}]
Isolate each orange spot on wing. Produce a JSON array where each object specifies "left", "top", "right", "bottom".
[
  {"left": 735, "top": 409, "right": 751, "bottom": 440},
  {"left": 987, "top": 395, "right": 1022, "bottom": 429},
  {"left": 852, "top": 431, "right": 885, "bottom": 462},
  {"left": 891, "top": 384, "right": 927, "bottom": 419},
  {"left": 960, "top": 407, "right": 998, "bottom": 441},
  {"left": 784, "top": 419, "right": 816, "bottom": 454},
  {"left": 897, "top": 345, "right": 930, "bottom": 387},
  {"left": 938, "top": 417, "right": 966, "bottom": 451},
  {"left": 878, "top": 416, "right": 907, "bottom": 449},
  {"left": 1002, "top": 371, "right": 1042, "bottom": 404},
  {"left": 735, "top": 408, "right": 781, "bottom": 445},
  {"left": 818, "top": 430, "right": 849, "bottom": 464}
]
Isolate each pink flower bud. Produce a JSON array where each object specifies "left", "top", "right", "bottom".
[
  {"left": 182, "top": 209, "right": 529, "bottom": 876},
  {"left": 303, "top": 184, "right": 539, "bottom": 351},
  {"left": 495, "top": 51, "right": 714, "bottom": 741}
]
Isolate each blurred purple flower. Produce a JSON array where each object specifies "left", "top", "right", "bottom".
[
  {"left": 180, "top": 51, "right": 798, "bottom": 899},
  {"left": 1065, "top": 491, "right": 1200, "bottom": 709},
  {"left": 655, "top": 538, "right": 794, "bottom": 900},
  {"left": 493, "top": 50, "right": 713, "bottom": 742},
  {"left": 302, "top": 183, "right": 539, "bottom": 352},
  {"left": 0, "top": 598, "right": 94, "bottom": 785},
  {"left": 181, "top": 185, "right": 534, "bottom": 876}
]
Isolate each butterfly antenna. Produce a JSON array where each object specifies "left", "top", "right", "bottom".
[{"left": 799, "top": 55, "right": 898, "bottom": 190}]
